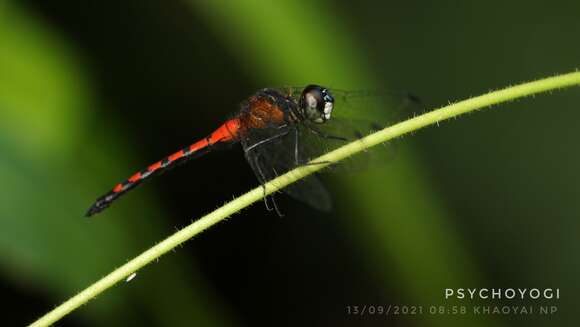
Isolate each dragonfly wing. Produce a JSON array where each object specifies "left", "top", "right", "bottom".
[
  {"left": 241, "top": 126, "right": 332, "bottom": 211},
  {"left": 290, "top": 118, "right": 396, "bottom": 173}
]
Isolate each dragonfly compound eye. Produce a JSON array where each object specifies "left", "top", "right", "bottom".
[{"left": 300, "top": 85, "right": 334, "bottom": 123}]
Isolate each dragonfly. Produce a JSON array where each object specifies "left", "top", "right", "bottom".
[{"left": 86, "top": 85, "right": 418, "bottom": 217}]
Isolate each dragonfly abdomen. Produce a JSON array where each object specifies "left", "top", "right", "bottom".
[{"left": 85, "top": 119, "right": 241, "bottom": 217}]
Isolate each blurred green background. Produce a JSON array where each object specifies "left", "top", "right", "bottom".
[{"left": 1, "top": 0, "right": 578, "bottom": 326}]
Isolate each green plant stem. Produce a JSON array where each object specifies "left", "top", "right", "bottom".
[{"left": 29, "top": 71, "right": 580, "bottom": 327}]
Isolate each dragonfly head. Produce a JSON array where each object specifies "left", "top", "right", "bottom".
[{"left": 299, "top": 85, "right": 334, "bottom": 123}]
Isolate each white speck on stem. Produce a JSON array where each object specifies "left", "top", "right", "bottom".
[{"left": 125, "top": 273, "right": 137, "bottom": 283}]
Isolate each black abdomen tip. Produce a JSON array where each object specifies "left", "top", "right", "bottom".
[{"left": 85, "top": 193, "right": 114, "bottom": 217}]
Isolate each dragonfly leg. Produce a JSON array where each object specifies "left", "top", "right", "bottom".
[
  {"left": 294, "top": 127, "right": 300, "bottom": 166},
  {"left": 251, "top": 154, "right": 283, "bottom": 216},
  {"left": 293, "top": 126, "right": 335, "bottom": 168},
  {"left": 242, "top": 128, "right": 296, "bottom": 217},
  {"left": 269, "top": 193, "right": 283, "bottom": 217},
  {"left": 251, "top": 155, "right": 272, "bottom": 211}
]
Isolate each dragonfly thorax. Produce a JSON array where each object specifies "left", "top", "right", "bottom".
[{"left": 299, "top": 85, "right": 334, "bottom": 123}]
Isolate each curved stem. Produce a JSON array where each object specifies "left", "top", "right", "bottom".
[{"left": 29, "top": 71, "right": 580, "bottom": 327}]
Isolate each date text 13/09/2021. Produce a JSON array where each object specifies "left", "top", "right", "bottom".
[{"left": 345, "top": 305, "right": 558, "bottom": 316}]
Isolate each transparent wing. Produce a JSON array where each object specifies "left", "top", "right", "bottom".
[
  {"left": 241, "top": 126, "right": 332, "bottom": 211},
  {"left": 293, "top": 120, "right": 378, "bottom": 172}
]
